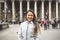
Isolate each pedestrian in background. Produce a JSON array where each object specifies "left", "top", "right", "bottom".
[
  {"left": 57, "top": 19, "right": 60, "bottom": 29},
  {"left": 39, "top": 19, "right": 44, "bottom": 27},
  {"left": 18, "top": 9, "right": 41, "bottom": 40}
]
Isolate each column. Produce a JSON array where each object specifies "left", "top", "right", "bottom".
[
  {"left": 0, "top": 3, "right": 1, "bottom": 21},
  {"left": 49, "top": 1, "right": 52, "bottom": 29},
  {"left": 49, "top": 1, "right": 51, "bottom": 21},
  {"left": 4, "top": 1, "right": 7, "bottom": 22},
  {"left": 12, "top": 1, "right": 15, "bottom": 23},
  {"left": 42, "top": 1, "right": 44, "bottom": 30},
  {"left": 56, "top": 2, "right": 59, "bottom": 29},
  {"left": 34, "top": 1, "right": 37, "bottom": 18},
  {"left": 27, "top": 1, "right": 30, "bottom": 11},
  {"left": 20, "top": 1, "right": 23, "bottom": 22},
  {"left": 56, "top": 2, "right": 58, "bottom": 21},
  {"left": 42, "top": 1, "right": 44, "bottom": 21}
]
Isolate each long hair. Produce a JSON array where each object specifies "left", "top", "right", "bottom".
[{"left": 24, "top": 9, "right": 40, "bottom": 36}]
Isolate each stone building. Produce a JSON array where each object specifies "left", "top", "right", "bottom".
[{"left": 0, "top": 0, "right": 60, "bottom": 23}]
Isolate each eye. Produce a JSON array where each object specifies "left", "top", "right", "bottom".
[
  {"left": 31, "top": 15, "right": 33, "bottom": 16},
  {"left": 28, "top": 15, "right": 33, "bottom": 16}
]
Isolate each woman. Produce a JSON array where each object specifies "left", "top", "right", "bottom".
[{"left": 18, "top": 9, "right": 41, "bottom": 40}]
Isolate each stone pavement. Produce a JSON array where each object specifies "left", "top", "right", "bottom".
[
  {"left": 0, "top": 24, "right": 19, "bottom": 40},
  {"left": 0, "top": 24, "right": 60, "bottom": 40},
  {"left": 40, "top": 29, "right": 60, "bottom": 40}
]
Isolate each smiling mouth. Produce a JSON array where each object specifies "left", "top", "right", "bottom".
[{"left": 29, "top": 18, "right": 33, "bottom": 19}]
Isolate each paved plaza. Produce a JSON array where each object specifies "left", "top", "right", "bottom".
[{"left": 0, "top": 24, "right": 60, "bottom": 40}]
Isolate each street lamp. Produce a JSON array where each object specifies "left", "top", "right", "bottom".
[
  {"left": 3, "top": 10, "right": 5, "bottom": 13},
  {"left": 8, "top": 10, "right": 11, "bottom": 13}
]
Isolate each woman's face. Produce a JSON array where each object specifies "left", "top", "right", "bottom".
[{"left": 27, "top": 12, "right": 34, "bottom": 22}]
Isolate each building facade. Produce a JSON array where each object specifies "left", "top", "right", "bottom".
[{"left": 0, "top": 0, "right": 60, "bottom": 23}]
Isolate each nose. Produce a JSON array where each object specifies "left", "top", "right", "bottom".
[{"left": 29, "top": 16, "right": 33, "bottom": 18}]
